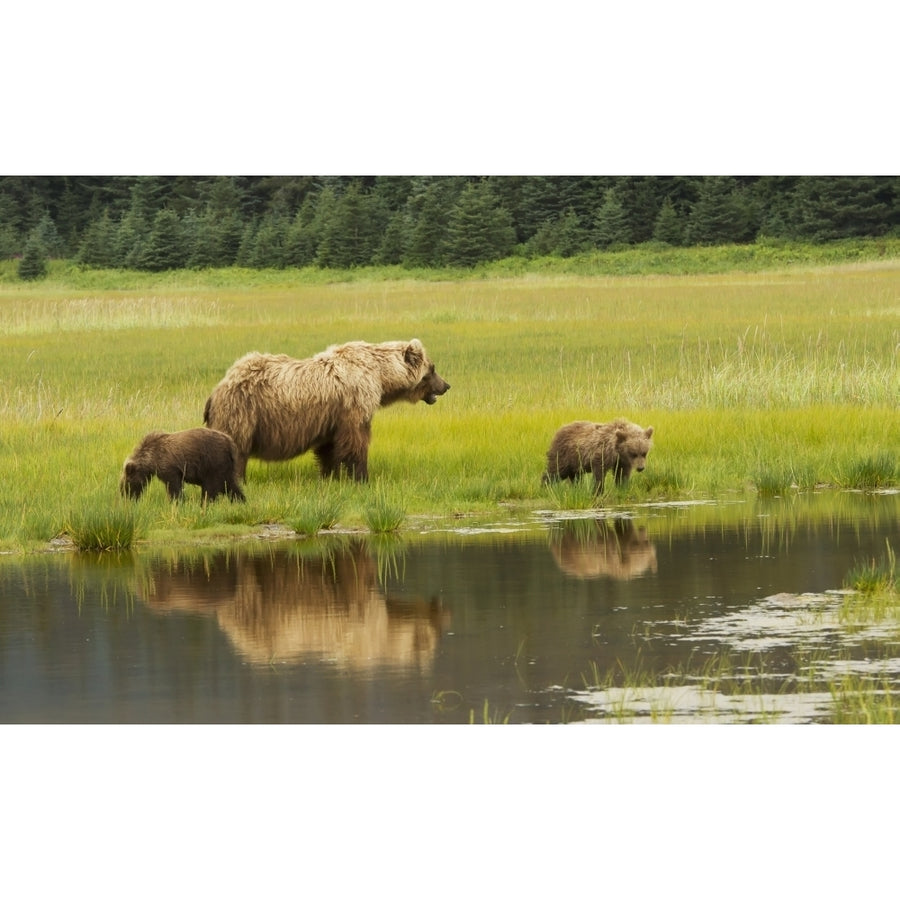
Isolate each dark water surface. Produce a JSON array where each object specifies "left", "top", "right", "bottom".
[{"left": 3, "top": 493, "right": 900, "bottom": 723}]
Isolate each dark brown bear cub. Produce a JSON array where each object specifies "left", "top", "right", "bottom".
[
  {"left": 543, "top": 418, "right": 654, "bottom": 490},
  {"left": 121, "top": 428, "right": 246, "bottom": 502}
]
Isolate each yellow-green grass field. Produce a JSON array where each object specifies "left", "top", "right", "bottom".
[{"left": 1, "top": 249, "right": 899, "bottom": 551}]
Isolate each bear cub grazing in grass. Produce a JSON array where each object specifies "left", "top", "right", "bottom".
[
  {"left": 120, "top": 428, "right": 246, "bottom": 502},
  {"left": 203, "top": 338, "right": 450, "bottom": 482},
  {"left": 543, "top": 418, "right": 654, "bottom": 490}
]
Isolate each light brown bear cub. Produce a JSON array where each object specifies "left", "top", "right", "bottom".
[
  {"left": 121, "top": 428, "right": 246, "bottom": 502},
  {"left": 203, "top": 339, "right": 450, "bottom": 482},
  {"left": 543, "top": 418, "right": 654, "bottom": 490}
]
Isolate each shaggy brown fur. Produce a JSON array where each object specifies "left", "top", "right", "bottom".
[
  {"left": 203, "top": 338, "right": 450, "bottom": 481},
  {"left": 120, "top": 428, "right": 246, "bottom": 502},
  {"left": 542, "top": 418, "right": 654, "bottom": 489}
]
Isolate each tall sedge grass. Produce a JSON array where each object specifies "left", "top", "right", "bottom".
[
  {"left": 0, "top": 296, "right": 220, "bottom": 335},
  {"left": 362, "top": 482, "right": 407, "bottom": 533},
  {"left": 1, "top": 251, "right": 899, "bottom": 550},
  {"left": 840, "top": 541, "right": 900, "bottom": 630},
  {"left": 288, "top": 481, "right": 349, "bottom": 535},
  {"left": 67, "top": 502, "right": 142, "bottom": 551},
  {"left": 829, "top": 676, "right": 897, "bottom": 724}
]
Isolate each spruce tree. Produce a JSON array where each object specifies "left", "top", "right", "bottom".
[
  {"left": 652, "top": 197, "right": 684, "bottom": 245},
  {"left": 214, "top": 212, "right": 244, "bottom": 266},
  {"left": 317, "top": 183, "right": 378, "bottom": 268},
  {"left": 403, "top": 179, "right": 462, "bottom": 267},
  {"left": 284, "top": 196, "right": 320, "bottom": 267},
  {"left": 791, "top": 176, "right": 897, "bottom": 241},
  {"left": 445, "top": 181, "right": 515, "bottom": 267},
  {"left": 248, "top": 214, "right": 288, "bottom": 268},
  {"left": 516, "top": 177, "right": 566, "bottom": 242},
  {"left": 77, "top": 210, "right": 118, "bottom": 267},
  {"left": 685, "top": 177, "right": 756, "bottom": 245},
  {"left": 203, "top": 177, "right": 245, "bottom": 218},
  {"left": 139, "top": 209, "right": 187, "bottom": 271},
  {"left": 183, "top": 211, "right": 217, "bottom": 268},
  {"left": 18, "top": 231, "right": 48, "bottom": 279},
  {"left": 374, "top": 211, "right": 408, "bottom": 265},
  {"left": 34, "top": 213, "right": 64, "bottom": 258},
  {"left": 311, "top": 186, "right": 341, "bottom": 267},
  {"left": 114, "top": 209, "right": 148, "bottom": 268},
  {"left": 0, "top": 223, "right": 18, "bottom": 260},
  {"left": 235, "top": 222, "right": 257, "bottom": 267},
  {"left": 592, "top": 189, "right": 631, "bottom": 247},
  {"left": 527, "top": 208, "right": 590, "bottom": 257}
]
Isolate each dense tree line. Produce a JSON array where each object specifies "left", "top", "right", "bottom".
[{"left": 1, "top": 176, "right": 897, "bottom": 277}]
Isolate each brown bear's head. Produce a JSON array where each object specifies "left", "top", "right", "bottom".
[
  {"left": 120, "top": 460, "right": 150, "bottom": 499},
  {"left": 615, "top": 424, "right": 654, "bottom": 473},
  {"left": 405, "top": 339, "right": 450, "bottom": 405}
]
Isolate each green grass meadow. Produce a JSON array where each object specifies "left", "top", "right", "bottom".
[{"left": 1, "top": 243, "right": 899, "bottom": 551}]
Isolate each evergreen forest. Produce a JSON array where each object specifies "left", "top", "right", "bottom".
[{"left": 1, "top": 175, "right": 897, "bottom": 278}]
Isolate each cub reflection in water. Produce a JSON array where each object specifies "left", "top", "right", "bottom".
[
  {"left": 139, "top": 540, "right": 448, "bottom": 671},
  {"left": 549, "top": 517, "right": 657, "bottom": 581}
]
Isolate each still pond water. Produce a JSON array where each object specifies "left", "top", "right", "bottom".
[{"left": 3, "top": 493, "right": 900, "bottom": 724}]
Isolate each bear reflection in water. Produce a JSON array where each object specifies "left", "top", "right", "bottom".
[
  {"left": 549, "top": 517, "right": 657, "bottom": 581},
  {"left": 139, "top": 540, "right": 448, "bottom": 671}
]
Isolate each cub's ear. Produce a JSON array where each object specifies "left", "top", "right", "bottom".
[
  {"left": 645, "top": 426, "right": 654, "bottom": 439},
  {"left": 404, "top": 339, "right": 425, "bottom": 368},
  {"left": 615, "top": 429, "right": 628, "bottom": 443}
]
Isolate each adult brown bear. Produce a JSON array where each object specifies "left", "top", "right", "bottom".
[
  {"left": 203, "top": 339, "right": 449, "bottom": 481},
  {"left": 120, "top": 428, "right": 246, "bottom": 502}
]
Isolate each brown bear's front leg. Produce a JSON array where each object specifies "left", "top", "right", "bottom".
[
  {"left": 613, "top": 461, "right": 631, "bottom": 485},
  {"left": 224, "top": 479, "right": 246, "bottom": 502},
  {"left": 162, "top": 474, "right": 185, "bottom": 501},
  {"left": 590, "top": 459, "right": 609, "bottom": 491},
  {"left": 201, "top": 480, "right": 224, "bottom": 502}
]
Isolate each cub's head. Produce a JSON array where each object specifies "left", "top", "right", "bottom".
[
  {"left": 120, "top": 459, "right": 151, "bottom": 499},
  {"left": 615, "top": 424, "right": 654, "bottom": 472},
  {"left": 119, "top": 432, "right": 166, "bottom": 499}
]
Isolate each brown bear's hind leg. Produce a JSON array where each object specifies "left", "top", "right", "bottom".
[
  {"left": 314, "top": 443, "right": 339, "bottom": 478},
  {"left": 333, "top": 423, "right": 371, "bottom": 482}
]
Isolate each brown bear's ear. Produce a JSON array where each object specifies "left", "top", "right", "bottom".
[
  {"left": 645, "top": 426, "right": 654, "bottom": 438},
  {"left": 405, "top": 339, "right": 425, "bottom": 368},
  {"left": 615, "top": 429, "right": 628, "bottom": 443}
]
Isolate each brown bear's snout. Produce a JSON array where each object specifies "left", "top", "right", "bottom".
[
  {"left": 426, "top": 384, "right": 449, "bottom": 404},
  {"left": 423, "top": 376, "right": 450, "bottom": 404}
]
